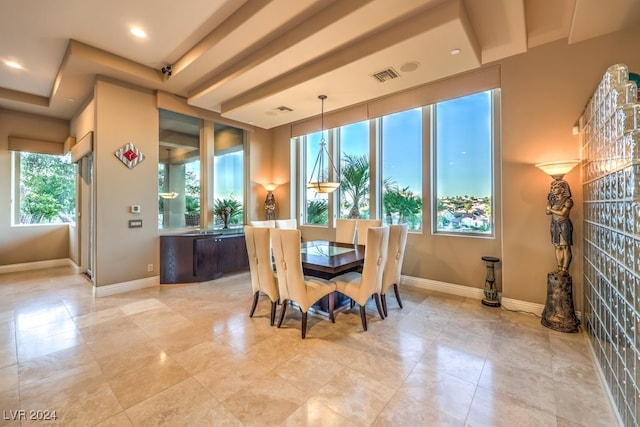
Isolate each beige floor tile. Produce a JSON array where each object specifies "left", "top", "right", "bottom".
[
  {"left": 466, "top": 386, "right": 557, "bottom": 427},
  {"left": 282, "top": 397, "right": 358, "bottom": 427},
  {"left": 314, "top": 368, "right": 396, "bottom": 426},
  {"left": 373, "top": 391, "right": 465, "bottom": 427},
  {"left": 397, "top": 363, "right": 476, "bottom": 421},
  {"left": 108, "top": 355, "right": 190, "bottom": 409},
  {"left": 0, "top": 267, "right": 624, "bottom": 427},
  {"left": 222, "top": 372, "right": 310, "bottom": 426},
  {"left": 125, "top": 377, "right": 218, "bottom": 426}
]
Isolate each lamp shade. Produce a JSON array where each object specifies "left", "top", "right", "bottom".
[
  {"left": 535, "top": 160, "right": 580, "bottom": 180},
  {"left": 306, "top": 181, "right": 340, "bottom": 193},
  {"left": 262, "top": 183, "right": 278, "bottom": 192}
]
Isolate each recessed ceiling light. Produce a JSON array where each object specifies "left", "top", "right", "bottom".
[
  {"left": 450, "top": 48, "right": 461, "bottom": 55},
  {"left": 5, "top": 60, "right": 23, "bottom": 69},
  {"left": 130, "top": 28, "right": 147, "bottom": 38}
]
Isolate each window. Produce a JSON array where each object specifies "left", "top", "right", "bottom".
[
  {"left": 14, "top": 152, "right": 76, "bottom": 224},
  {"left": 158, "top": 109, "right": 201, "bottom": 230},
  {"left": 433, "top": 90, "right": 495, "bottom": 235},
  {"left": 381, "top": 108, "right": 423, "bottom": 229},
  {"left": 296, "top": 88, "right": 497, "bottom": 236},
  {"left": 339, "top": 121, "right": 370, "bottom": 219},
  {"left": 213, "top": 123, "right": 244, "bottom": 228},
  {"left": 302, "top": 131, "right": 329, "bottom": 225}
]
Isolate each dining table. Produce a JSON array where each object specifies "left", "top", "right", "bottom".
[
  {"left": 300, "top": 240, "right": 365, "bottom": 280},
  {"left": 300, "top": 240, "right": 365, "bottom": 315}
]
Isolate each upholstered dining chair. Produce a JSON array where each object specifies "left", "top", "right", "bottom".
[
  {"left": 250, "top": 220, "right": 276, "bottom": 228},
  {"left": 335, "top": 218, "right": 357, "bottom": 244},
  {"left": 244, "top": 226, "right": 279, "bottom": 325},
  {"left": 381, "top": 223, "right": 408, "bottom": 316},
  {"left": 330, "top": 226, "right": 389, "bottom": 331},
  {"left": 270, "top": 228, "right": 337, "bottom": 338},
  {"left": 356, "top": 219, "right": 382, "bottom": 246},
  {"left": 275, "top": 218, "right": 297, "bottom": 229}
]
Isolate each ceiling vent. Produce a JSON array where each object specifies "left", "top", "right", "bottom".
[
  {"left": 371, "top": 67, "right": 400, "bottom": 83},
  {"left": 276, "top": 105, "right": 293, "bottom": 112}
]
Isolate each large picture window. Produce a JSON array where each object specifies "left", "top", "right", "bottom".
[
  {"left": 339, "top": 121, "right": 370, "bottom": 219},
  {"left": 381, "top": 108, "right": 423, "bottom": 229},
  {"left": 433, "top": 90, "right": 494, "bottom": 235},
  {"left": 296, "top": 88, "right": 497, "bottom": 236},
  {"left": 14, "top": 152, "right": 76, "bottom": 225}
]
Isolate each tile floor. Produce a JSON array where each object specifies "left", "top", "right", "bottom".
[{"left": 0, "top": 266, "right": 621, "bottom": 426}]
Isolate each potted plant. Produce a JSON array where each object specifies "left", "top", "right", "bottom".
[
  {"left": 214, "top": 197, "right": 242, "bottom": 228},
  {"left": 184, "top": 195, "right": 200, "bottom": 226}
]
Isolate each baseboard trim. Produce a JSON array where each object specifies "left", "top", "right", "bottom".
[
  {"left": 0, "top": 258, "right": 79, "bottom": 275},
  {"left": 93, "top": 276, "right": 159, "bottom": 297},
  {"left": 401, "top": 275, "right": 485, "bottom": 299},
  {"left": 501, "top": 297, "right": 545, "bottom": 316}
]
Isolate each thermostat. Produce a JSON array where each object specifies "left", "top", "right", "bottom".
[{"left": 130, "top": 205, "right": 141, "bottom": 214}]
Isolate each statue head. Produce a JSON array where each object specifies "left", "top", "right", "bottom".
[{"left": 549, "top": 179, "right": 571, "bottom": 203}]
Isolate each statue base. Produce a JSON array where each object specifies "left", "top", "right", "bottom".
[{"left": 541, "top": 272, "right": 580, "bottom": 333}]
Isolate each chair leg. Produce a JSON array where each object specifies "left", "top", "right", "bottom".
[
  {"left": 249, "top": 291, "right": 259, "bottom": 317},
  {"left": 359, "top": 305, "right": 368, "bottom": 331},
  {"left": 374, "top": 293, "right": 385, "bottom": 320},
  {"left": 381, "top": 293, "right": 388, "bottom": 317},
  {"left": 329, "top": 292, "right": 335, "bottom": 323},
  {"left": 393, "top": 283, "right": 403, "bottom": 309},
  {"left": 301, "top": 312, "right": 308, "bottom": 339},
  {"left": 270, "top": 301, "right": 277, "bottom": 326},
  {"left": 277, "top": 300, "right": 288, "bottom": 328}
]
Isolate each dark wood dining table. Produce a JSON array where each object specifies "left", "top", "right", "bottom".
[
  {"left": 301, "top": 240, "right": 365, "bottom": 280},
  {"left": 300, "top": 240, "right": 365, "bottom": 315}
]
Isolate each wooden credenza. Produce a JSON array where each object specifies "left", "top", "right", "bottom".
[{"left": 160, "top": 231, "right": 249, "bottom": 284}]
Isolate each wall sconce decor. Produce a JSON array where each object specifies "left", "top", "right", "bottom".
[
  {"left": 535, "top": 159, "right": 581, "bottom": 332},
  {"left": 307, "top": 95, "right": 341, "bottom": 193},
  {"left": 263, "top": 183, "right": 278, "bottom": 220},
  {"left": 115, "top": 142, "right": 145, "bottom": 169}
]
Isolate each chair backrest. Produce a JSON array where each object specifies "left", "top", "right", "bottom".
[
  {"left": 335, "top": 218, "right": 357, "bottom": 244},
  {"left": 270, "top": 228, "right": 309, "bottom": 309},
  {"left": 275, "top": 218, "right": 297, "bottom": 229},
  {"left": 250, "top": 220, "right": 276, "bottom": 228},
  {"left": 244, "top": 226, "right": 278, "bottom": 302},
  {"left": 381, "top": 223, "right": 408, "bottom": 294},
  {"left": 356, "top": 226, "right": 389, "bottom": 302},
  {"left": 356, "top": 219, "right": 383, "bottom": 245}
]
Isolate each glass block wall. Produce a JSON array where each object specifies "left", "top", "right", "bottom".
[{"left": 582, "top": 63, "right": 640, "bottom": 426}]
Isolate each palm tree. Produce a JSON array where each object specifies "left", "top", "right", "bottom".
[
  {"left": 340, "top": 154, "right": 369, "bottom": 219},
  {"left": 307, "top": 199, "right": 328, "bottom": 224}
]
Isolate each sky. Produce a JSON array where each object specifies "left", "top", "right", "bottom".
[{"left": 329, "top": 90, "right": 492, "bottom": 199}]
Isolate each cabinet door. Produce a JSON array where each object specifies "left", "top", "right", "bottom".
[
  {"left": 217, "top": 235, "right": 249, "bottom": 273},
  {"left": 194, "top": 237, "right": 220, "bottom": 280}
]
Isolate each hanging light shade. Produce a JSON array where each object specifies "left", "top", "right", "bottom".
[{"left": 307, "top": 95, "right": 341, "bottom": 193}]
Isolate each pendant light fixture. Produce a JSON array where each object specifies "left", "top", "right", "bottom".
[{"left": 307, "top": 95, "right": 341, "bottom": 193}]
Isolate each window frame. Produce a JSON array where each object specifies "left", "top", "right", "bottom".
[
  {"left": 430, "top": 89, "right": 499, "bottom": 238},
  {"left": 12, "top": 151, "right": 77, "bottom": 226}
]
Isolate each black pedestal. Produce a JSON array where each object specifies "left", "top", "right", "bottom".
[{"left": 541, "top": 273, "right": 580, "bottom": 333}]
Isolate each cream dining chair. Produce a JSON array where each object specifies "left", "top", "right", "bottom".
[
  {"left": 330, "top": 226, "right": 389, "bottom": 331},
  {"left": 356, "top": 219, "right": 382, "bottom": 246},
  {"left": 271, "top": 228, "right": 336, "bottom": 338},
  {"left": 381, "top": 223, "right": 408, "bottom": 316},
  {"left": 244, "top": 226, "right": 279, "bottom": 325},
  {"left": 335, "top": 218, "right": 357, "bottom": 244},
  {"left": 275, "top": 218, "right": 297, "bottom": 229},
  {"left": 250, "top": 220, "right": 275, "bottom": 228}
]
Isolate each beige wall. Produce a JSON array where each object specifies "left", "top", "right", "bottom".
[
  {"left": 0, "top": 110, "right": 70, "bottom": 265},
  {"left": 93, "top": 79, "right": 159, "bottom": 287}
]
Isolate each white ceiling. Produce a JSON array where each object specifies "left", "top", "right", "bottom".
[{"left": 1, "top": 0, "right": 638, "bottom": 129}]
